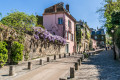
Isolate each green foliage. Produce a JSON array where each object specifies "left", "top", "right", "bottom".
[
  {"left": 106, "top": 39, "right": 112, "bottom": 45},
  {"left": 98, "top": 0, "right": 120, "bottom": 34},
  {"left": 36, "top": 24, "right": 45, "bottom": 29},
  {"left": 111, "top": 11, "right": 120, "bottom": 26},
  {"left": 24, "top": 53, "right": 29, "bottom": 61},
  {"left": 83, "top": 53, "right": 88, "bottom": 58},
  {"left": 0, "top": 12, "right": 2, "bottom": 18},
  {"left": 115, "top": 29, "right": 120, "bottom": 48},
  {"left": 1, "top": 11, "right": 37, "bottom": 33},
  {"left": 98, "top": 0, "right": 120, "bottom": 48},
  {"left": 11, "top": 41, "right": 24, "bottom": 64},
  {"left": 0, "top": 41, "right": 8, "bottom": 67},
  {"left": 76, "top": 28, "right": 82, "bottom": 43},
  {"left": 36, "top": 15, "right": 43, "bottom": 25},
  {"left": 86, "top": 32, "right": 90, "bottom": 40}
]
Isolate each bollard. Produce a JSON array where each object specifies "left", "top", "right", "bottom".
[
  {"left": 54, "top": 55, "right": 56, "bottom": 60},
  {"left": 64, "top": 53, "right": 66, "bottom": 58},
  {"left": 9, "top": 66, "right": 15, "bottom": 76},
  {"left": 70, "top": 67, "right": 75, "bottom": 78},
  {"left": 47, "top": 57, "right": 50, "bottom": 62},
  {"left": 80, "top": 57, "right": 83, "bottom": 62},
  {"left": 39, "top": 59, "right": 42, "bottom": 65},
  {"left": 28, "top": 62, "right": 32, "bottom": 70},
  {"left": 75, "top": 52, "right": 77, "bottom": 55},
  {"left": 77, "top": 59, "right": 81, "bottom": 66},
  {"left": 59, "top": 54, "right": 61, "bottom": 59},
  {"left": 72, "top": 53, "right": 74, "bottom": 55},
  {"left": 59, "top": 78, "right": 67, "bottom": 80},
  {"left": 69, "top": 53, "right": 71, "bottom": 56},
  {"left": 82, "top": 55, "right": 84, "bottom": 60},
  {"left": 75, "top": 62, "right": 79, "bottom": 70}
]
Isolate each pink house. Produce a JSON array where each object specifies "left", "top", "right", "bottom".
[
  {"left": 91, "top": 39, "right": 97, "bottom": 50},
  {"left": 43, "top": 2, "right": 76, "bottom": 53}
]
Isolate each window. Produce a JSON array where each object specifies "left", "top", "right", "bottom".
[
  {"left": 58, "top": 18, "right": 63, "bottom": 24},
  {"left": 95, "top": 36, "right": 97, "bottom": 40},
  {"left": 102, "top": 36, "right": 104, "bottom": 40},
  {"left": 68, "top": 32, "right": 69, "bottom": 40},
  {"left": 65, "top": 31, "right": 67, "bottom": 39},
  {"left": 72, "top": 34, "right": 74, "bottom": 41},
  {"left": 68, "top": 20, "right": 71, "bottom": 29},
  {"left": 53, "top": 32, "right": 55, "bottom": 35}
]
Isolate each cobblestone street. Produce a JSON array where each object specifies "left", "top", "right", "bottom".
[{"left": 75, "top": 50, "right": 120, "bottom": 80}]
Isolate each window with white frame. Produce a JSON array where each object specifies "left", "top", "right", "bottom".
[
  {"left": 65, "top": 31, "right": 67, "bottom": 39},
  {"left": 68, "top": 32, "right": 69, "bottom": 40},
  {"left": 68, "top": 20, "right": 71, "bottom": 29}
]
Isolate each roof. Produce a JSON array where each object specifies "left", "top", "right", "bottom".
[
  {"left": 76, "top": 21, "right": 91, "bottom": 31},
  {"left": 43, "top": 2, "right": 76, "bottom": 22},
  {"left": 91, "top": 28, "right": 105, "bottom": 35}
]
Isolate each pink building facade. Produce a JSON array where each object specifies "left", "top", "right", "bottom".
[
  {"left": 43, "top": 3, "right": 76, "bottom": 53},
  {"left": 91, "top": 39, "right": 97, "bottom": 50}
]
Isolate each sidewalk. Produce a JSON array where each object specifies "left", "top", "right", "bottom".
[{"left": 0, "top": 53, "right": 82, "bottom": 80}]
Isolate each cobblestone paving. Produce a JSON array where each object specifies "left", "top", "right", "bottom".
[{"left": 75, "top": 50, "right": 120, "bottom": 80}]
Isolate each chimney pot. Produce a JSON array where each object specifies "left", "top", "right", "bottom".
[{"left": 66, "top": 4, "right": 69, "bottom": 11}]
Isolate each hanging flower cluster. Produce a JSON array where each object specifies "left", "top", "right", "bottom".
[{"left": 33, "top": 27, "right": 66, "bottom": 45}]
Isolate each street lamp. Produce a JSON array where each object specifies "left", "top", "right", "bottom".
[{"left": 111, "top": 29, "right": 116, "bottom": 60}]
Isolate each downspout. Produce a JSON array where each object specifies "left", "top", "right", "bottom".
[{"left": 63, "top": 13, "right": 65, "bottom": 38}]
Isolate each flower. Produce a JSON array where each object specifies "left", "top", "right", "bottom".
[{"left": 33, "top": 27, "right": 66, "bottom": 45}]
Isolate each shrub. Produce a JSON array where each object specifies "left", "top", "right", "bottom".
[
  {"left": 0, "top": 41, "right": 8, "bottom": 67},
  {"left": 83, "top": 53, "right": 88, "bottom": 58},
  {"left": 11, "top": 41, "right": 24, "bottom": 64}
]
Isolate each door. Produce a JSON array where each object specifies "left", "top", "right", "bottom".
[{"left": 65, "top": 44, "right": 69, "bottom": 53}]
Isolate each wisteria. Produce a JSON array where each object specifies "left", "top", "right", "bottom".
[{"left": 33, "top": 27, "right": 66, "bottom": 45}]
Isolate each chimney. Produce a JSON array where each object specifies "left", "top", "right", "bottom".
[
  {"left": 53, "top": 5, "right": 57, "bottom": 12},
  {"left": 66, "top": 4, "right": 69, "bottom": 11}
]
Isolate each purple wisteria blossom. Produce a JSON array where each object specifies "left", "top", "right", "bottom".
[{"left": 33, "top": 27, "right": 66, "bottom": 45}]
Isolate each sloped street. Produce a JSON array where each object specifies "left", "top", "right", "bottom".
[{"left": 75, "top": 50, "right": 120, "bottom": 80}]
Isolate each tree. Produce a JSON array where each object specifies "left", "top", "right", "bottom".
[
  {"left": 98, "top": 0, "right": 120, "bottom": 48},
  {"left": 1, "top": 11, "right": 37, "bottom": 33},
  {"left": 0, "top": 12, "right": 2, "bottom": 18},
  {"left": 98, "top": 0, "right": 120, "bottom": 35}
]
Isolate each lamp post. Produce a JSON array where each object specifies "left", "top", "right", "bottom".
[{"left": 111, "top": 29, "right": 116, "bottom": 60}]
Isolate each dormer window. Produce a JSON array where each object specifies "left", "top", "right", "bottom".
[{"left": 58, "top": 18, "right": 63, "bottom": 24}]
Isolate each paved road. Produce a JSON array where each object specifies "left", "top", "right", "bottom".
[
  {"left": 11, "top": 54, "right": 82, "bottom": 80},
  {"left": 75, "top": 50, "right": 120, "bottom": 80}
]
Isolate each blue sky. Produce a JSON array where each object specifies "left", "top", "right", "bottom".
[{"left": 0, "top": 0, "right": 103, "bottom": 29}]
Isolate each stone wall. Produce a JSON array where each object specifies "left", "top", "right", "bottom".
[
  {"left": 24, "top": 35, "right": 65, "bottom": 60},
  {"left": 0, "top": 24, "right": 65, "bottom": 61}
]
